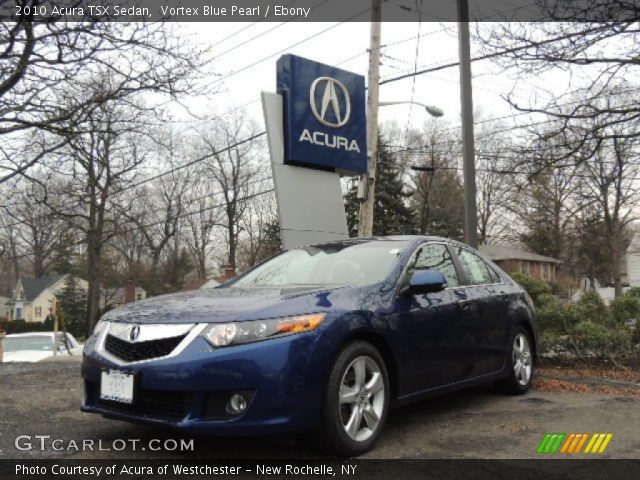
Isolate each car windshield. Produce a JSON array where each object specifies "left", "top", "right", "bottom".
[
  {"left": 3, "top": 336, "right": 53, "bottom": 352},
  {"left": 232, "top": 240, "right": 409, "bottom": 288}
]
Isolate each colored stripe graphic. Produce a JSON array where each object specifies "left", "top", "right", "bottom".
[
  {"left": 537, "top": 433, "right": 553, "bottom": 454},
  {"left": 537, "top": 433, "right": 566, "bottom": 454},
  {"left": 539, "top": 433, "right": 613, "bottom": 454},
  {"left": 549, "top": 433, "right": 565, "bottom": 453}
]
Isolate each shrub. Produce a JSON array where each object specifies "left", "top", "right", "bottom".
[
  {"left": 509, "top": 272, "right": 552, "bottom": 305},
  {"left": 536, "top": 293, "right": 565, "bottom": 333},
  {"left": 570, "top": 290, "right": 609, "bottom": 325},
  {"left": 569, "top": 321, "right": 633, "bottom": 359},
  {"left": 0, "top": 318, "right": 54, "bottom": 335},
  {"left": 610, "top": 294, "right": 640, "bottom": 326},
  {"left": 626, "top": 287, "right": 640, "bottom": 298}
]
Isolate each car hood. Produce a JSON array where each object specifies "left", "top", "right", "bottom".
[
  {"left": 101, "top": 285, "right": 370, "bottom": 324},
  {"left": 2, "top": 351, "right": 54, "bottom": 363}
]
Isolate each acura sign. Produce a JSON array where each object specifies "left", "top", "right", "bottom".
[{"left": 277, "top": 55, "right": 367, "bottom": 175}]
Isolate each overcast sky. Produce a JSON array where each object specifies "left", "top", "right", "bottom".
[{"left": 165, "top": 21, "right": 573, "bottom": 139}]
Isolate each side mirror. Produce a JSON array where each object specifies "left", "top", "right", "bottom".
[{"left": 406, "top": 269, "right": 447, "bottom": 295}]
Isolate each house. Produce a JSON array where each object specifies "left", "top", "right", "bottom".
[
  {"left": 101, "top": 285, "right": 147, "bottom": 310},
  {"left": 573, "top": 231, "right": 640, "bottom": 303},
  {"left": 479, "top": 244, "right": 561, "bottom": 282},
  {"left": 0, "top": 295, "right": 10, "bottom": 320},
  {"left": 623, "top": 231, "right": 640, "bottom": 287},
  {"left": 6, "top": 275, "right": 87, "bottom": 322},
  {"left": 180, "top": 266, "right": 236, "bottom": 292}
]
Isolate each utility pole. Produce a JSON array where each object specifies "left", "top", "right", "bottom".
[
  {"left": 457, "top": 0, "right": 478, "bottom": 248},
  {"left": 357, "top": 0, "right": 382, "bottom": 237}
]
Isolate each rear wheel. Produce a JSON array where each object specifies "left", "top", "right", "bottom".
[
  {"left": 495, "top": 326, "right": 534, "bottom": 394},
  {"left": 319, "top": 341, "right": 390, "bottom": 456}
]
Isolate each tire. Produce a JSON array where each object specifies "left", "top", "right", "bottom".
[
  {"left": 495, "top": 325, "right": 534, "bottom": 395},
  {"left": 318, "top": 341, "right": 390, "bottom": 457}
]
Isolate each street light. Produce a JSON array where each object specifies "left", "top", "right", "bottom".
[
  {"left": 378, "top": 100, "right": 444, "bottom": 118},
  {"left": 357, "top": 99, "right": 444, "bottom": 237}
]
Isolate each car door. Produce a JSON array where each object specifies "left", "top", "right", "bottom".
[
  {"left": 453, "top": 246, "right": 510, "bottom": 376},
  {"left": 391, "top": 242, "right": 475, "bottom": 394}
]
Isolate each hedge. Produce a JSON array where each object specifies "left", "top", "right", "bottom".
[
  {"left": 0, "top": 318, "right": 54, "bottom": 335},
  {"left": 510, "top": 273, "right": 640, "bottom": 360}
]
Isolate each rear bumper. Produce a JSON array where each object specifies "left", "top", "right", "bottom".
[{"left": 81, "top": 331, "right": 335, "bottom": 435}]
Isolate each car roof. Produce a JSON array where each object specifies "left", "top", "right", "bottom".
[{"left": 305, "top": 235, "right": 469, "bottom": 249}]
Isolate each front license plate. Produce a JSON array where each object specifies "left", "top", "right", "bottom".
[{"left": 100, "top": 369, "right": 135, "bottom": 404}]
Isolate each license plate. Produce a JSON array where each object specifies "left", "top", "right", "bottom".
[{"left": 100, "top": 369, "right": 135, "bottom": 404}]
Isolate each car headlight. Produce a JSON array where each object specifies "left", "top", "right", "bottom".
[
  {"left": 93, "top": 320, "right": 108, "bottom": 336},
  {"left": 201, "top": 313, "right": 326, "bottom": 348}
]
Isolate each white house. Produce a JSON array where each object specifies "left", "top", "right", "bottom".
[
  {"left": 624, "top": 232, "right": 640, "bottom": 287},
  {"left": 6, "top": 275, "right": 87, "bottom": 322},
  {"left": 0, "top": 295, "right": 10, "bottom": 320},
  {"left": 573, "top": 231, "right": 640, "bottom": 303}
]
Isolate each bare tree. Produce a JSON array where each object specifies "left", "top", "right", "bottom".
[
  {"left": 0, "top": 10, "right": 203, "bottom": 183},
  {"left": 236, "top": 190, "right": 278, "bottom": 270},
  {"left": 46, "top": 86, "right": 154, "bottom": 330},
  {"left": 198, "top": 115, "right": 263, "bottom": 270},
  {"left": 477, "top": 15, "right": 640, "bottom": 164},
  {"left": 3, "top": 182, "right": 61, "bottom": 277},
  {"left": 125, "top": 172, "right": 190, "bottom": 294},
  {"left": 474, "top": 122, "right": 518, "bottom": 244},
  {"left": 576, "top": 121, "right": 639, "bottom": 297},
  {"left": 401, "top": 121, "right": 465, "bottom": 239},
  {"left": 184, "top": 178, "right": 222, "bottom": 280}
]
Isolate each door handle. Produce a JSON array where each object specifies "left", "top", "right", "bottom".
[{"left": 458, "top": 299, "right": 472, "bottom": 310}]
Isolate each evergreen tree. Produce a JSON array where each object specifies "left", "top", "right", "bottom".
[
  {"left": 344, "top": 137, "right": 416, "bottom": 236},
  {"left": 344, "top": 178, "right": 360, "bottom": 237},
  {"left": 58, "top": 276, "right": 88, "bottom": 338},
  {"left": 50, "top": 226, "right": 77, "bottom": 275},
  {"left": 160, "top": 248, "right": 193, "bottom": 293},
  {"left": 262, "top": 220, "right": 283, "bottom": 258}
]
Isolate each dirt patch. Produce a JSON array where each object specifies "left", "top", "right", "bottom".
[{"left": 534, "top": 361, "right": 640, "bottom": 397}]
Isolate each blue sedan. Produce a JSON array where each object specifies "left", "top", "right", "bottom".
[{"left": 82, "top": 236, "right": 537, "bottom": 456}]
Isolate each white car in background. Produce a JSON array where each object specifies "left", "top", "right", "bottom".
[{"left": 2, "top": 332, "right": 83, "bottom": 363}]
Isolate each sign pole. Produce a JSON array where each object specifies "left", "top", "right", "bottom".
[
  {"left": 357, "top": 0, "right": 382, "bottom": 237},
  {"left": 52, "top": 305, "right": 58, "bottom": 357},
  {"left": 0, "top": 324, "right": 4, "bottom": 363},
  {"left": 457, "top": 0, "right": 478, "bottom": 248}
]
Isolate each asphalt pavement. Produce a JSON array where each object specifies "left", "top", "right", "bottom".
[{"left": 1, "top": 360, "right": 638, "bottom": 459}]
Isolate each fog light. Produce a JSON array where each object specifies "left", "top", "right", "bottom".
[{"left": 226, "top": 393, "right": 248, "bottom": 415}]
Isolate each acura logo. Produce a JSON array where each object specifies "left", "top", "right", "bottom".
[
  {"left": 310, "top": 77, "right": 351, "bottom": 128},
  {"left": 129, "top": 325, "right": 140, "bottom": 342}
]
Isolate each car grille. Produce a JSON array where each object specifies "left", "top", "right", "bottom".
[
  {"left": 87, "top": 381, "right": 190, "bottom": 420},
  {"left": 105, "top": 333, "right": 186, "bottom": 362}
]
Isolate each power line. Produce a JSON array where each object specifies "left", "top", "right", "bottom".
[
  {"left": 405, "top": 0, "right": 424, "bottom": 135},
  {"left": 203, "top": 0, "right": 302, "bottom": 54},
  {"left": 1, "top": 187, "right": 277, "bottom": 263},
  {"left": 379, "top": 25, "right": 604, "bottom": 86},
  {"left": 0, "top": 132, "right": 268, "bottom": 225}
]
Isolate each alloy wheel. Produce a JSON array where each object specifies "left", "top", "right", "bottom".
[
  {"left": 339, "top": 355, "right": 385, "bottom": 442},
  {"left": 513, "top": 332, "right": 532, "bottom": 386}
]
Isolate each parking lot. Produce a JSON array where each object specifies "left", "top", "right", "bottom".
[{"left": 1, "top": 360, "right": 639, "bottom": 459}]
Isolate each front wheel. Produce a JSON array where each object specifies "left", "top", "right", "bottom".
[
  {"left": 495, "top": 326, "right": 534, "bottom": 394},
  {"left": 319, "top": 341, "right": 390, "bottom": 456}
]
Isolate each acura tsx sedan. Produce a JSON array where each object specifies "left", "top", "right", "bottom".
[{"left": 82, "top": 236, "right": 537, "bottom": 456}]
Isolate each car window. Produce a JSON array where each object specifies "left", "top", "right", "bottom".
[
  {"left": 406, "top": 243, "right": 459, "bottom": 287},
  {"left": 233, "top": 240, "right": 409, "bottom": 287},
  {"left": 456, "top": 248, "right": 494, "bottom": 285},
  {"left": 487, "top": 265, "right": 502, "bottom": 283},
  {"left": 3, "top": 336, "right": 53, "bottom": 352}
]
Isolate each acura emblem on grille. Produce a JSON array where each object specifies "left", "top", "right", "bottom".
[{"left": 129, "top": 325, "right": 141, "bottom": 342}]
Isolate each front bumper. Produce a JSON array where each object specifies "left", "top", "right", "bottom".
[{"left": 81, "top": 328, "right": 334, "bottom": 435}]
